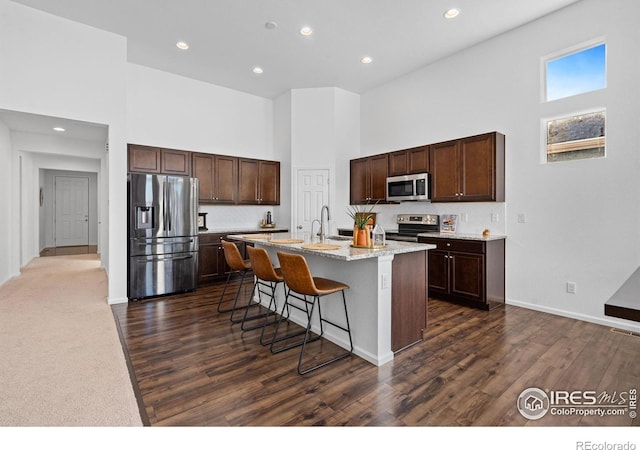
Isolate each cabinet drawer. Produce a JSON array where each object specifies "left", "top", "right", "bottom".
[
  {"left": 199, "top": 233, "right": 223, "bottom": 245},
  {"left": 420, "top": 238, "right": 484, "bottom": 254}
]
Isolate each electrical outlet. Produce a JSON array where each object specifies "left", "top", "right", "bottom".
[
  {"left": 381, "top": 273, "right": 390, "bottom": 289},
  {"left": 491, "top": 212, "right": 499, "bottom": 222},
  {"left": 566, "top": 282, "right": 577, "bottom": 294},
  {"left": 517, "top": 213, "right": 527, "bottom": 223}
]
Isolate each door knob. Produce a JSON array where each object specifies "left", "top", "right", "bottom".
[{"left": 297, "top": 225, "right": 303, "bottom": 229}]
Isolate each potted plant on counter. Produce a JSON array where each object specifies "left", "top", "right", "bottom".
[{"left": 346, "top": 203, "right": 377, "bottom": 247}]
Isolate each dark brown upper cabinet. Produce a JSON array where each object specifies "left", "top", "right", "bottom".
[
  {"left": 429, "top": 132, "right": 505, "bottom": 202},
  {"left": 128, "top": 144, "right": 191, "bottom": 176},
  {"left": 237, "top": 158, "right": 280, "bottom": 205},
  {"left": 388, "top": 145, "right": 430, "bottom": 176},
  {"left": 350, "top": 154, "right": 388, "bottom": 204},
  {"left": 192, "top": 153, "right": 238, "bottom": 204}
]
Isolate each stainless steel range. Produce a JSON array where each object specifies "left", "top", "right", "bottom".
[{"left": 386, "top": 214, "right": 439, "bottom": 242}]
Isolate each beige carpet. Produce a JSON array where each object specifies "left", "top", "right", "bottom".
[{"left": 0, "top": 254, "right": 142, "bottom": 426}]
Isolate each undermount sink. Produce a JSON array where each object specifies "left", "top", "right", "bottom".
[{"left": 327, "top": 235, "right": 352, "bottom": 241}]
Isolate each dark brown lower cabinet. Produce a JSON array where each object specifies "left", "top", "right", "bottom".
[
  {"left": 198, "top": 233, "right": 242, "bottom": 284},
  {"left": 198, "top": 231, "right": 285, "bottom": 284},
  {"left": 419, "top": 236, "right": 505, "bottom": 310},
  {"left": 391, "top": 251, "right": 428, "bottom": 353}
]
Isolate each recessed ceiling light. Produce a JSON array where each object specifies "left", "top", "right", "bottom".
[
  {"left": 299, "top": 26, "right": 313, "bottom": 36},
  {"left": 444, "top": 8, "right": 461, "bottom": 19},
  {"left": 265, "top": 21, "right": 278, "bottom": 30},
  {"left": 252, "top": 66, "right": 264, "bottom": 75},
  {"left": 176, "top": 41, "right": 189, "bottom": 50},
  {"left": 53, "top": 127, "right": 65, "bottom": 132},
  {"left": 360, "top": 56, "right": 373, "bottom": 64}
]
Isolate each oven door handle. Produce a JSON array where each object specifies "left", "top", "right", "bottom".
[{"left": 387, "top": 235, "right": 418, "bottom": 242}]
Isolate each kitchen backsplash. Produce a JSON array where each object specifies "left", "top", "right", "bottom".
[
  {"left": 201, "top": 202, "right": 506, "bottom": 236},
  {"left": 199, "top": 205, "right": 282, "bottom": 231},
  {"left": 334, "top": 202, "right": 507, "bottom": 236}
]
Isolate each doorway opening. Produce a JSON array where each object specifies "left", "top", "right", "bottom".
[
  {"left": 39, "top": 170, "right": 98, "bottom": 257},
  {"left": 294, "top": 168, "right": 331, "bottom": 236}
]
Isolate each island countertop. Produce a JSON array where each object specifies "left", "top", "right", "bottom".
[{"left": 228, "top": 233, "right": 435, "bottom": 261}]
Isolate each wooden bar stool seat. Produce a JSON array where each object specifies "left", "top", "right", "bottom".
[
  {"left": 273, "top": 251, "right": 354, "bottom": 375},
  {"left": 242, "top": 246, "right": 286, "bottom": 344}
]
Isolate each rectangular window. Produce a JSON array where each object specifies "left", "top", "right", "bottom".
[
  {"left": 545, "top": 43, "right": 606, "bottom": 101},
  {"left": 546, "top": 110, "right": 605, "bottom": 163}
]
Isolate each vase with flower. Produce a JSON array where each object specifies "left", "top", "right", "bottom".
[{"left": 346, "top": 203, "right": 378, "bottom": 247}]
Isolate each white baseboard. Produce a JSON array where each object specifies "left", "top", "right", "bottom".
[
  {"left": 507, "top": 298, "right": 640, "bottom": 334},
  {"left": 108, "top": 296, "right": 129, "bottom": 305}
]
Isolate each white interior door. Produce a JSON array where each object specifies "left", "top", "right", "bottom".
[
  {"left": 295, "top": 169, "right": 330, "bottom": 236},
  {"left": 55, "top": 176, "right": 89, "bottom": 247}
]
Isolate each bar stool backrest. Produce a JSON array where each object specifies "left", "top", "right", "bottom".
[
  {"left": 276, "top": 252, "right": 318, "bottom": 296},
  {"left": 247, "top": 246, "right": 282, "bottom": 283},
  {"left": 221, "top": 240, "right": 250, "bottom": 271}
]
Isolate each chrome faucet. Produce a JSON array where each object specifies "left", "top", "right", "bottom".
[
  {"left": 310, "top": 219, "right": 321, "bottom": 241},
  {"left": 319, "top": 205, "right": 330, "bottom": 241}
]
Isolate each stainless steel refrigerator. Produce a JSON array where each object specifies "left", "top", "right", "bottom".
[{"left": 127, "top": 173, "right": 199, "bottom": 300}]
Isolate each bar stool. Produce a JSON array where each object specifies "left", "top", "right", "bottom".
[
  {"left": 242, "top": 246, "right": 285, "bottom": 344},
  {"left": 273, "top": 251, "right": 354, "bottom": 375},
  {"left": 218, "top": 240, "right": 255, "bottom": 323}
]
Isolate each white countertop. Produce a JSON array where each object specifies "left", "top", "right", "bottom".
[
  {"left": 606, "top": 266, "right": 640, "bottom": 311},
  {"left": 228, "top": 233, "right": 435, "bottom": 261},
  {"left": 337, "top": 227, "right": 506, "bottom": 242},
  {"left": 417, "top": 232, "right": 507, "bottom": 241},
  {"left": 199, "top": 226, "right": 289, "bottom": 235}
]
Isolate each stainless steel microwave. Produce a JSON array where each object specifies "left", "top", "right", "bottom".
[{"left": 386, "top": 173, "right": 430, "bottom": 202}]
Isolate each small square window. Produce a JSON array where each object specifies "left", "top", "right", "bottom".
[
  {"left": 546, "top": 43, "right": 606, "bottom": 101},
  {"left": 546, "top": 110, "right": 605, "bottom": 163}
]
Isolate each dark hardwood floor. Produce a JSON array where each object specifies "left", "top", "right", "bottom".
[
  {"left": 40, "top": 245, "right": 97, "bottom": 257},
  {"left": 112, "top": 281, "right": 640, "bottom": 427}
]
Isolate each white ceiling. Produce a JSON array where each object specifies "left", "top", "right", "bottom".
[
  {"left": 12, "top": 0, "right": 581, "bottom": 99},
  {"left": 0, "top": 109, "right": 108, "bottom": 142}
]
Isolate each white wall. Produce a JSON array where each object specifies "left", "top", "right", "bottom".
[
  {"left": 273, "top": 91, "right": 293, "bottom": 230},
  {"left": 333, "top": 88, "right": 361, "bottom": 231},
  {"left": 126, "top": 63, "right": 278, "bottom": 231},
  {"left": 359, "top": 0, "right": 640, "bottom": 331},
  {"left": 126, "top": 64, "right": 273, "bottom": 158},
  {"left": 288, "top": 88, "right": 360, "bottom": 234},
  {"left": 0, "top": 120, "right": 14, "bottom": 285},
  {"left": 0, "top": 0, "right": 127, "bottom": 303}
]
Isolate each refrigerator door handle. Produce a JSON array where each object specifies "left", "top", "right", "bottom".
[
  {"left": 162, "top": 180, "right": 167, "bottom": 231},
  {"left": 143, "top": 254, "right": 194, "bottom": 263},
  {"left": 135, "top": 238, "right": 194, "bottom": 244},
  {"left": 167, "top": 180, "right": 172, "bottom": 231}
]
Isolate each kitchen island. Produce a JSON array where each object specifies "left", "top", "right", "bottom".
[{"left": 229, "top": 233, "right": 435, "bottom": 366}]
